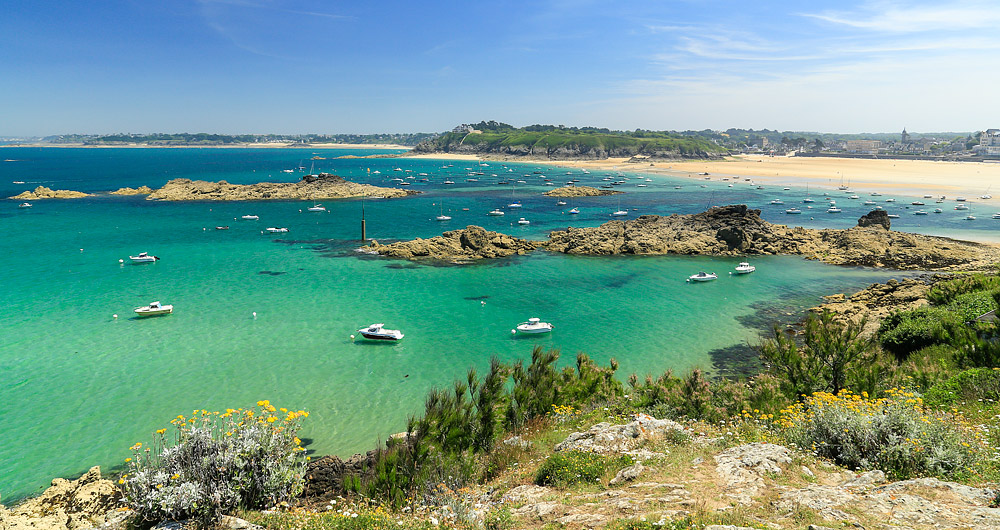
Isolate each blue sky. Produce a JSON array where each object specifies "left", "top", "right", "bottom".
[{"left": 2, "top": 0, "right": 999, "bottom": 135}]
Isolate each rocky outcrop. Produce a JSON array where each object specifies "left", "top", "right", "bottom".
[
  {"left": 367, "top": 225, "right": 540, "bottom": 262},
  {"left": 543, "top": 204, "right": 999, "bottom": 270},
  {"left": 857, "top": 209, "right": 891, "bottom": 230},
  {"left": 146, "top": 174, "right": 416, "bottom": 201},
  {"left": 554, "top": 414, "right": 686, "bottom": 456},
  {"left": 9, "top": 186, "right": 92, "bottom": 199},
  {"left": 543, "top": 186, "right": 622, "bottom": 197},
  {"left": 110, "top": 186, "right": 154, "bottom": 195},
  {"left": 301, "top": 452, "right": 378, "bottom": 502},
  {"left": 0, "top": 466, "right": 120, "bottom": 530},
  {"left": 816, "top": 277, "right": 935, "bottom": 331},
  {"left": 714, "top": 443, "right": 792, "bottom": 504}
]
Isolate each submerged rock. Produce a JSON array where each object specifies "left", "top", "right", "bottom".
[
  {"left": 146, "top": 174, "right": 416, "bottom": 201},
  {"left": 9, "top": 186, "right": 92, "bottom": 199}
]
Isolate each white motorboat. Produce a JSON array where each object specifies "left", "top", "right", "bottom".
[
  {"left": 848, "top": 195, "right": 859, "bottom": 199},
  {"left": 956, "top": 197, "right": 967, "bottom": 201},
  {"left": 517, "top": 217, "right": 530, "bottom": 225},
  {"left": 934, "top": 208, "right": 943, "bottom": 213},
  {"left": 785, "top": 207, "right": 802, "bottom": 214},
  {"left": 487, "top": 209, "right": 505, "bottom": 216},
  {"left": 887, "top": 214, "right": 900, "bottom": 218},
  {"left": 443, "top": 180, "right": 455, "bottom": 185},
  {"left": 265, "top": 227, "right": 289, "bottom": 233},
  {"left": 914, "top": 210, "right": 928, "bottom": 215},
  {"left": 827, "top": 207, "right": 842, "bottom": 213},
  {"left": 556, "top": 200, "right": 567, "bottom": 206},
  {"left": 871, "top": 192, "right": 882, "bottom": 196},
  {"left": 18, "top": 202, "right": 31, "bottom": 208},
  {"left": 955, "top": 204, "right": 969, "bottom": 210},
  {"left": 802, "top": 198, "right": 815, "bottom": 203},
  {"left": 514, "top": 317, "right": 553, "bottom": 334},
  {"left": 966, "top": 215, "right": 977, "bottom": 221},
  {"left": 241, "top": 214, "right": 259, "bottom": 220},
  {"left": 568, "top": 207, "right": 580, "bottom": 215},
  {"left": 508, "top": 202, "right": 522, "bottom": 208},
  {"left": 134, "top": 301, "right": 173, "bottom": 317},
  {"left": 911, "top": 201, "right": 924, "bottom": 206},
  {"left": 307, "top": 204, "right": 326, "bottom": 212},
  {"left": 863, "top": 200, "right": 877, "bottom": 205},
  {"left": 357, "top": 323, "right": 404, "bottom": 341},
  {"left": 769, "top": 199, "right": 784, "bottom": 205},
  {"left": 885, "top": 198, "right": 896, "bottom": 203},
  {"left": 129, "top": 252, "right": 159, "bottom": 263},
  {"left": 733, "top": 262, "right": 755, "bottom": 274},
  {"left": 687, "top": 271, "right": 718, "bottom": 282},
  {"left": 215, "top": 226, "right": 230, "bottom": 230}
]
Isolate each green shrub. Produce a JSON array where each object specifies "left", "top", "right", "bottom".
[
  {"left": 927, "top": 274, "right": 1000, "bottom": 305},
  {"left": 924, "top": 367, "right": 1000, "bottom": 407},
  {"left": 947, "top": 290, "right": 999, "bottom": 323},
  {"left": 877, "top": 307, "right": 955, "bottom": 361},
  {"left": 779, "top": 390, "right": 981, "bottom": 479},
  {"left": 120, "top": 402, "right": 309, "bottom": 528},
  {"left": 627, "top": 370, "right": 788, "bottom": 423},
  {"left": 534, "top": 451, "right": 634, "bottom": 487}
]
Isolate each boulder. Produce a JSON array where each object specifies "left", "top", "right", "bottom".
[
  {"left": 858, "top": 209, "right": 891, "bottom": 230},
  {"left": 0, "top": 466, "right": 119, "bottom": 530},
  {"left": 554, "top": 413, "right": 685, "bottom": 454}
]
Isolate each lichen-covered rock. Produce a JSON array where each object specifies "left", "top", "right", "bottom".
[
  {"left": 9, "top": 186, "right": 92, "bottom": 199},
  {"left": 554, "top": 413, "right": 685, "bottom": 455},
  {"left": 714, "top": 443, "right": 792, "bottom": 504},
  {"left": 543, "top": 185, "right": 622, "bottom": 197},
  {"left": 146, "top": 174, "right": 416, "bottom": 201},
  {"left": 368, "top": 225, "right": 540, "bottom": 262},
  {"left": 609, "top": 462, "right": 644, "bottom": 485},
  {"left": 0, "top": 466, "right": 119, "bottom": 530}
]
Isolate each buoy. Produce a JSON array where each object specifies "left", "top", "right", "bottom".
[
  {"left": 481, "top": 300, "right": 486, "bottom": 306},
  {"left": 350, "top": 334, "right": 355, "bottom": 339},
  {"left": 113, "top": 314, "right": 118, "bottom": 319},
  {"left": 203, "top": 227, "right": 206, "bottom": 231},
  {"left": 252, "top": 312, "right": 257, "bottom": 319},
  {"left": 79, "top": 248, "right": 83, "bottom": 252},
  {"left": 119, "top": 259, "right": 124, "bottom": 263},
  {"left": 511, "top": 329, "right": 516, "bottom": 334}
]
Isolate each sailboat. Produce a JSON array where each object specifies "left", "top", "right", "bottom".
[
  {"left": 435, "top": 203, "right": 451, "bottom": 221},
  {"left": 508, "top": 184, "right": 522, "bottom": 208},
  {"left": 803, "top": 183, "right": 814, "bottom": 203},
  {"left": 611, "top": 196, "right": 628, "bottom": 216}
]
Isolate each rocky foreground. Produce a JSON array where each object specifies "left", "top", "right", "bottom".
[
  {"left": 367, "top": 225, "right": 539, "bottom": 262},
  {"left": 146, "top": 174, "right": 417, "bottom": 201},
  {"left": 9, "top": 186, "right": 92, "bottom": 199},
  {"left": 543, "top": 185, "right": 622, "bottom": 197},
  {"left": 0, "top": 466, "right": 120, "bottom": 530}
]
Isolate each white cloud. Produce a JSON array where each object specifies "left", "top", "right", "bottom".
[{"left": 803, "top": 1, "right": 1000, "bottom": 33}]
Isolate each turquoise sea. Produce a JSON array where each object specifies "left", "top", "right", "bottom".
[{"left": 0, "top": 147, "right": 993, "bottom": 502}]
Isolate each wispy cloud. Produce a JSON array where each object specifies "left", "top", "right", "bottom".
[{"left": 803, "top": 1, "right": 1000, "bottom": 33}]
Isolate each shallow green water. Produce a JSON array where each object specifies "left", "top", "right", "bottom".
[{"left": 0, "top": 148, "right": 928, "bottom": 501}]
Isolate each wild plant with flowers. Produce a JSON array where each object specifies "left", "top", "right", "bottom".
[
  {"left": 778, "top": 388, "right": 984, "bottom": 479},
  {"left": 119, "top": 400, "right": 309, "bottom": 528}
]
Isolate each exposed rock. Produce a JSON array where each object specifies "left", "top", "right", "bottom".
[
  {"left": 858, "top": 209, "right": 892, "bottom": 230},
  {"left": 368, "top": 225, "right": 540, "bottom": 262},
  {"left": 816, "top": 277, "right": 936, "bottom": 332},
  {"left": 543, "top": 204, "right": 998, "bottom": 270},
  {"left": 502, "top": 435, "right": 532, "bottom": 450},
  {"left": 301, "top": 452, "right": 378, "bottom": 501},
  {"left": 146, "top": 174, "right": 416, "bottom": 201},
  {"left": 840, "top": 469, "right": 886, "bottom": 488},
  {"left": 556, "top": 513, "right": 610, "bottom": 526},
  {"left": 503, "top": 485, "right": 553, "bottom": 505},
  {"left": 110, "top": 186, "right": 154, "bottom": 195},
  {"left": 542, "top": 185, "right": 622, "bottom": 197},
  {"left": 706, "top": 526, "right": 759, "bottom": 530},
  {"left": 554, "top": 413, "right": 685, "bottom": 454},
  {"left": 9, "top": 186, "right": 92, "bottom": 199},
  {"left": 609, "top": 462, "right": 644, "bottom": 485},
  {"left": 714, "top": 443, "right": 792, "bottom": 504},
  {"left": 0, "top": 466, "right": 120, "bottom": 530}
]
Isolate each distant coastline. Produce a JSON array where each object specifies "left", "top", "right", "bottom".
[{"left": 0, "top": 142, "right": 411, "bottom": 150}]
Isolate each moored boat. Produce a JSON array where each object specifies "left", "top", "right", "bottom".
[
  {"left": 568, "top": 207, "right": 580, "bottom": 214},
  {"left": 687, "top": 271, "right": 718, "bottom": 282},
  {"left": 514, "top": 317, "right": 553, "bottom": 334},
  {"left": 487, "top": 209, "right": 505, "bottom": 216},
  {"left": 733, "top": 262, "right": 755, "bottom": 275},
  {"left": 129, "top": 252, "right": 159, "bottom": 263},
  {"left": 517, "top": 217, "right": 530, "bottom": 225},
  {"left": 241, "top": 214, "right": 259, "bottom": 220},
  {"left": 265, "top": 227, "right": 289, "bottom": 233},
  {"left": 357, "top": 323, "right": 404, "bottom": 341},
  {"left": 307, "top": 204, "right": 326, "bottom": 212},
  {"left": 134, "top": 301, "right": 173, "bottom": 317},
  {"left": 18, "top": 202, "right": 31, "bottom": 208}
]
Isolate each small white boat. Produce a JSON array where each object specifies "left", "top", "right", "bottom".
[
  {"left": 568, "top": 207, "right": 580, "bottom": 215},
  {"left": 265, "top": 227, "right": 289, "bottom": 233},
  {"left": 443, "top": 180, "right": 455, "bottom": 185},
  {"left": 769, "top": 199, "right": 784, "bottom": 205},
  {"left": 307, "top": 204, "right": 326, "bottom": 212},
  {"left": 863, "top": 200, "right": 876, "bottom": 205},
  {"left": 802, "top": 198, "right": 815, "bottom": 203},
  {"left": 216, "top": 226, "right": 230, "bottom": 230},
  {"left": 914, "top": 210, "right": 928, "bottom": 215},
  {"left": 885, "top": 198, "right": 896, "bottom": 203},
  {"left": 241, "top": 214, "right": 259, "bottom": 220},
  {"left": 733, "top": 262, "right": 755, "bottom": 275},
  {"left": 611, "top": 209, "right": 628, "bottom": 217},
  {"left": 514, "top": 317, "right": 553, "bottom": 334},
  {"left": 129, "top": 252, "right": 159, "bottom": 263},
  {"left": 849, "top": 195, "right": 859, "bottom": 199},
  {"left": 18, "top": 202, "right": 31, "bottom": 208},
  {"left": 688, "top": 272, "right": 718, "bottom": 282},
  {"left": 887, "top": 214, "right": 900, "bottom": 218},
  {"left": 556, "top": 200, "right": 567, "bottom": 206},
  {"left": 934, "top": 208, "right": 943, "bottom": 213},
  {"left": 134, "top": 301, "right": 173, "bottom": 318},
  {"left": 955, "top": 204, "right": 969, "bottom": 210},
  {"left": 911, "top": 201, "right": 924, "bottom": 206},
  {"left": 991, "top": 213, "right": 1000, "bottom": 219},
  {"left": 966, "top": 215, "right": 977, "bottom": 221},
  {"left": 487, "top": 209, "right": 505, "bottom": 216},
  {"left": 436, "top": 214, "right": 452, "bottom": 221},
  {"left": 871, "top": 192, "right": 882, "bottom": 196},
  {"left": 357, "top": 323, "right": 404, "bottom": 341},
  {"left": 517, "top": 217, "right": 530, "bottom": 225},
  {"left": 827, "top": 207, "right": 842, "bottom": 213},
  {"left": 508, "top": 202, "right": 522, "bottom": 208},
  {"left": 956, "top": 197, "right": 967, "bottom": 201},
  {"left": 785, "top": 207, "right": 802, "bottom": 214}
]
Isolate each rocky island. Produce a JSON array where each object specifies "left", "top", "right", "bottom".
[
  {"left": 109, "top": 186, "right": 154, "bottom": 195},
  {"left": 370, "top": 205, "right": 998, "bottom": 271},
  {"left": 9, "top": 186, "right": 92, "bottom": 199},
  {"left": 145, "top": 173, "right": 417, "bottom": 201},
  {"left": 367, "top": 225, "right": 540, "bottom": 262},
  {"left": 543, "top": 185, "right": 622, "bottom": 197}
]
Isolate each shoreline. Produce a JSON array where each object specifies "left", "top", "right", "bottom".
[{"left": 1, "top": 142, "right": 412, "bottom": 150}]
